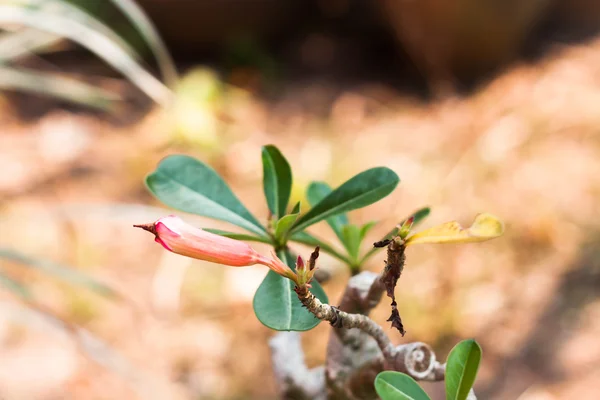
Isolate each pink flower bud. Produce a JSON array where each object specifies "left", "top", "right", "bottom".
[
  {"left": 134, "top": 216, "right": 295, "bottom": 281},
  {"left": 135, "top": 215, "right": 261, "bottom": 266},
  {"left": 296, "top": 255, "right": 305, "bottom": 271}
]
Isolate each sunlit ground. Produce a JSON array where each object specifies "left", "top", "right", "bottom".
[{"left": 1, "top": 36, "right": 600, "bottom": 400}]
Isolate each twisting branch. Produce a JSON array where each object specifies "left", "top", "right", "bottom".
[
  {"left": 320, "top": 270, "right": 445, "bottom": 399},
  {"left": 271, "top": 246, "right": 447, "bottom": 400},
  {"left": 295, "top": 285, "right": 395, "bottom": 362}
]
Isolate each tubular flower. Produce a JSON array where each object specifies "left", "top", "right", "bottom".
[{"left": 134, "top": 215, "right": 295, "bottom": 279}]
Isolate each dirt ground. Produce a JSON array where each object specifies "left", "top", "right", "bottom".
[{"left": 1, "top": 33, "right": 600, "bottom": 400}]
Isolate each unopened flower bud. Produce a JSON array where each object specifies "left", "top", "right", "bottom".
[
  {"left": 296, "top": 255, "right": 305, "bottom": 271},
  {"left": 134, "top": 215, "right": 296, "bottom": 280},
  {"left": 135, "top": 215, "right": 262, "bottom": 266},
  {"left": 398, "top": 215, "right": 415, "bottom": 239},
  {"left": 294, "top": 247, "right": 320, "bottom": 288}
]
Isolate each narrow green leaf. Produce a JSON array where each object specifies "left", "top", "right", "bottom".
[
  {"left": 146, "top": 155, "right": 266, "bottom": 236},
  {"left": 107, "top": 0, "right": 178, "bottom": 86},
  {"left": 261, "top": 145, "right": 292, "bottom": 219},
  {"left": 0, "top": 66, "right": 120, "bottom": 110},
  {"left": 412, "top": 207, "right": 431, "bottom": 225},
  {"left": 16, "top": 0, "right": 138, "bottom": 58},
  {"left": 0, "top": 4, "right": 172, "bottom": 105},
  {"left": 274, "top": 213, "right": 299, "bottom": 242},
  {"left": 203, "top": 228, "right": 272, "bottom": 244},
  {"left": 343, "top": 221, "right": 377, "bottom": 271},
  {"left": 445, "top": 339, "right": 482, "bottom": 400},
  {"left": 290, "top": 231, "right": 351, "bottom": 265},
  {"left": 361, "top": 207, "right": 430, "bottom": 263},
  {"left": 0, "top": 27, "right": 63, "bottom": 62},
  {"left": 341, "top": 224, "right": 362, "bottom": 262},
  {"left": 306, "top": 181, "right": 348, "bottom": 242},
  {"left": 359, "top": 221, "right": 377, "bottom": 243},
  {"left": 375, "top": 371, "right": 431, "bottom": 400},
  {"left": 0, "top": 248, "right": 117, "bottom": 298},
  {"left": 292, "top": 168, "right": 399, "bottom": 233},
  {"left": 252, "top": 249, "right": 328, "bottom": 331},
  {"left": 290, "top": 201, "right": 301, "bottom": 214}
]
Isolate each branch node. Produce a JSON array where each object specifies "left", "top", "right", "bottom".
[{"left": 329, "top": 306, "right": 344, "bottom": 328}]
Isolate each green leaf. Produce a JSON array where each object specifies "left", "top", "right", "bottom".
[
  {"left": 274, "top": 212, "right": 300, "bottom": 242},
  {"left": 290, "top": 201, "right": 301, "bottom": 214},
  {"left": 341, "top": 224, "right": 362, "bottom": 262},
  {"left": 445, "top": 339, "right": 482, "bottom": 400},
  {"left": 15, "top": 0, "right": 137, "bottom": 59},
  {"left": 361, "top": 207, "right": 430, "bottom": 264},
  {"left": 290, "top": 231, "right": 351, "bottom": 265},
  {"left": 146, "top": 155, "right": 266, "bottom": 236},
  {"left": 0, "top": 248, "right": 117, "bottom": 298},
  {"left": 107, "top": 0, "right": 178, "bottom": 86},
  {"left": 0, "top": 2, "right": 171, "bottom": 105},
  {"left": 359, "top": 221, "right": 377, "bottom": 243},
  {"left": 0, "top": 65, "right": 121, "bottom": 110},
  {"left": 252, "top": 249, "right": 328, "bottom": 331},
  {"left": 262, "top": 145, "right": 292, "bottom": 219},
  {"left": 306, "top": 181, "right": 348, "bottom": 242},
  {"left": 344, "top": 221, "right": 377, "bottom": 271},
  {"left": 411, "top": 207, "right": 431, "bottom": 226},
  {"left": 203, "top": 228, "right": 272, "bottom": 244},
  {"left": 374, "top": 371, "right": 431, "bottom": 400},
  {"left": 0, "top": 27, "right": 63, "bottom": 62},
  {"left": 292, "top": 167, "right": 399, "bottom": 233}
]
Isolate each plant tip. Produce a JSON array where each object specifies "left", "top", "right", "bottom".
[{"left": 133, "top": 223, "right": 156, "bottom": 235}]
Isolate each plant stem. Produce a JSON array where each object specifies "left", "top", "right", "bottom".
[{"left": 295, "top": 286, "right": 395, "bottom": 362}]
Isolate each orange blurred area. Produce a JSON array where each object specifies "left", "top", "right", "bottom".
[{"left": 2, "top": 2, "right": 600, "bottom": 400}]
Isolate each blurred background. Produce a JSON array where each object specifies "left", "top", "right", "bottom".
[{"left": 1, "top": 0, "right": 600, "bottom": 399}]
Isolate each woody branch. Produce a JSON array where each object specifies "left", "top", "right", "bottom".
[{"left": 271, "top": 242, "right": 447, "bottom": 399}]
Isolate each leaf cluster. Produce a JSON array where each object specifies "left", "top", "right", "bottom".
[{"left": 145, "top": 145, "right": 421, "bottom": 331}]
